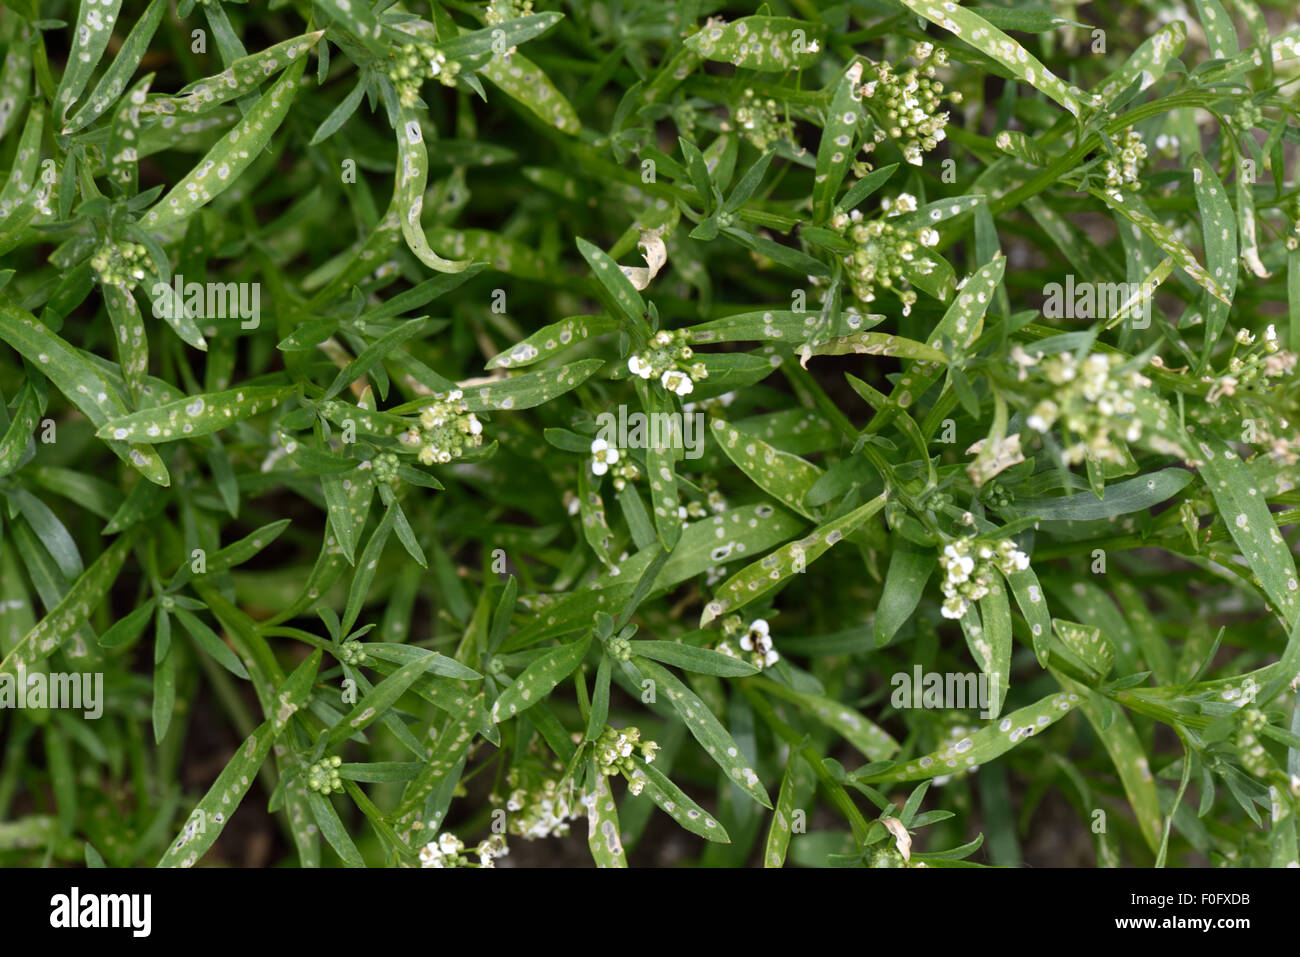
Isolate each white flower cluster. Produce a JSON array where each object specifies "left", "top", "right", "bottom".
[
  {"left": 594, "top": 725, "right": 660, "bottom": 792},
  {"left": 399, "top": 389, "right": 483, "bottom": 465},
  {"left": 718, "top": 617, "right": 779, "bottom": 669},
  {"left": 1022, "top": 352, "right": 1150, "bottom": 466},
  {"left": 627, "top": 329, "right": 708, "bottom": 396},
  {"left": 418, "top": 832, "right": 509, "bottom": 868},
  {"left": 857, "top": 43, "right": 959, "bottom": 166},
  {"left": 1102, "top": 127, "right": 1147, "bottom": 199},
  {"left": 939, "top": 538, "right": 1029, "bottom": 620},
  {"left": 829, "top": 199, "right": 940, "bottom": 314},
  {"left": 500, "top": 757, "right": 581, "bottom": 840}
]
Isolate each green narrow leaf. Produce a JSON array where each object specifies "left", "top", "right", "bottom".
[
  {"left": 490, "top": 635, "right": 591, "bottom": 723},
  {"left": 97, "top": 385, "right": 293, "bottom": 444},
  {"left": 628, "top": 759, "right": 731, "bottom": 843}
]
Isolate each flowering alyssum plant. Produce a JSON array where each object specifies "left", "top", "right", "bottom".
[{"left": 2, "top": 0, "right": 1300, "bottom": 874}]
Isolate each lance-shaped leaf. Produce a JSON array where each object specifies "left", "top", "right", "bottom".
[
  {"left": 441, "top": 12, "right": 564, "bottom": 59},
  {"left": 685, "top": 16, "right": 825, "bottom": 72},
  {"left": 755, "top": 677, "right": 898, "bottom": 760},
  {"left": 896, "top": 0, "right": 1083, "bottom": 115},
  {"left": 875, "top": 546, "right": 934, "bottom": 647},
  {"left": 701, "top": 493, "right": 886, "bottom": 626},
  {"left": 627, "top": 759, "right": 731, "bottom": 843},
  {"left": 686, "top": 309, "right": 838, "bottom": 345},
  {"left": 1090, "top": 187, "right": 1229, "bottom": 303},
  {"left": 712, "top": 418, "right": 822, "bottom": 519},
  {"left": 1008, "top": 468, "right": 1194, "bottom": 522},
  {"left": 63, "top": 0, "right": 166, "bottom": 132},
  {"left": 643, "top": 383, "right": 682, "bottom": 550},
  {"left": 53, "top": 0, "right": 124, "bottom": 122},
  {"left": 327, "top": 650, "right": 441, "bottom": 746},
  {"left": 765, "top": 753, "right": 813, "bottom": 866},
  {"left": 633, "top": 657, "right": 771, "bottom": 807},
  {"left": 1191, "top": 154, "right": 1238, "bottom": 359},
  {"left": 1196, "top": 433, "right": 1300, "bottom": 625},
  {"left": 633, "top": 640, "right": 759, "bottom": 678},
  {"left": 577, "top": 238, "right": 646, "bottom": 324},
  {"left": 798, "top": 331, "right": 949, "bottom": 367},
  {"left": 97, "top": 385, "right": 294, "bottom": 444},
  {"left": 394, "top": 109, "right": 473, "bottom": 273},
  {"left": 0, "top": 529, "right": 137, "bottom": 677},
  {"left": 143, "top": 58, "right": 308, "bottom": 232},
  {"left": 1004, "top": 565, "right": 1053, "bottom": 664},
  {"left": 490, "top": 635, "right": 591, "bottom": 723},
  {"left": 156, "top": 653, "right": 316, "bottom": 867},
  {"left": 0, "top": 383, "right": 40, "bottom": 477},
  {"left": 858, "top": 690, "right": 1082, "bottom": 782},
  {"left": 1094, "top": 21, "right": 1186, "bottom": 106},
  {"left": 482, "top": 52, "right": 580, "bottom": 134},
  {"left": 0, "top": 28, "right": 32, "bottom": 141},
  {"left": 487, "top": 315, "right": 618, "bottom": 369},
  {"left": 143, "top": 32, "right": 323, "bottom": 117},
  {"left": 457, "top": 358, "right": 604, "bottom": 413},
  {"left": 584, "top": 767, "right": 626, "bottom": 866},
  {"left": 814, "top": 60, "right": 865, "bottom": 221},
  {"left": 0, "top": 294, "right": 168, "bottom": 485},
  {"left": 325, "top": 318, "right": 428, "bottom": 400}
]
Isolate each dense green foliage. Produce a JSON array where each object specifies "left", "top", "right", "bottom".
[{"left": 1, "top": 0, "right": 1299, "bottom": 868}]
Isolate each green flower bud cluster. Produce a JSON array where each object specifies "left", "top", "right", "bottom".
[
  {"left": 1022, "top": 351, "right": 1150, "bottom": 467},
  {"left": 388, "top": 41, "right": 459, "bottom": 108},
  {"left": 594, "top": 725, "right": 660, "bottom": 792},
  {"left": 727, "top": 87, "right": 796, "bottom": 152},
  {"left": 829, "top": 202, "right": 939, "bottom": 314},
  {"left": 857, "top": 42, "right": 959, "bottom": 167},
  {"left": 939, "top": 538, "right": 1029, "bottom": 620},
  {"left": 307, "top": 756, "right": 343, "bottom": 794},
  {"left": 607, "top": 635, "right": 633, "bottom": 661},
  {"left": 399, "top": 389, "right": 484, "bottom": 465},
  {"left": 485, "top": 0, "right": 533, "bottom": 26},
  {"left": 1102, "top": 127, "right": 1147, "bottom": 199},
  {"left": 91, "top": 240, "right": 149, "bottom": 288},
  {"left": 372, "top": 451, "right": 401, "bottom": 487},
  {"left": 338, "top": 639, "right": 368, "bottom": 666},
  {"left": 627, "top": 329, "right": 708, "bottom": 397}
]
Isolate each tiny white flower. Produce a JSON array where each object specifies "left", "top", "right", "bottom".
[{"left": 661, "top": 369, "right": 694, "bottom": 396}]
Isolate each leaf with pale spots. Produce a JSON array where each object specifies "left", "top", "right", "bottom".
[
  {"left": 97, "top": 385, "right": 294, "bottom": 444},
  {"left": 891, "top": 194, "right": 985, "bottom": 231},
  {"left": 764, "top": 753, "right": 811, "bottom": 867},
  {"left": 856, "top": 690, "right": 1082, "bottom": 782},
  {"left": 63, "top": 0, "right": 166, "bottom": 133},
  {"left": 487, "top": 315, "right": 618, "bottom": 369},
  {"left": 632, "top": 657, "right": 771, "bottom": 807},
  {"left": 326, "top": 650, "right": 441, "bottom": 747},
  {"left": 1094, "top": 21, "right": 1186, "bottom": 106},
  {"left": 711, "top": 418, "right": 822, "bottom": 519},
  {"left": 1195, "top": 432, "right": 1300, "bottom": 626},
  {"left": 1191, "top": 154, "right": 1237, "bottom": 360},
  {"left": 142, "top": 58, "right": 308, "bottom": 232},
  {"left": 895, "top": 0, "right": 1083, "bottom": 115},
  {"left": 482, "top": 52, "right": 580, "bottom": 134},
  {"left": 701, "top": 493, "right": 886, "bottom": 626},
  {"left": 392, "top": 107, "right": 474, "bottom": 274},
  {"left": 798, "top": 331, "right": 949, "bottom": 367},
  {"left": 584, "top": 766, "right": 627, "bottom": 866},
  {"left": 632, "top": 640, "right": 759, "bottom": 677},
  {"left": 1089, "top": 188, "right": 1229, "bottom": 304},
  {"left": 686, "top": 309, "right": 840, "bottom": 345},
  {"left": 576, "top": 237, "right": 646, "bottom": 325},
  {"left": 754, "top": 676, "right": 899, "bottom": 760},
  {"left": 685, "top": 16, "right": 825, "bottom": 72},
  {"left": 0, "top": 528, "right": 138, "bottom": 679},
  {"left": 440, "top": 13, "right": 565, "bottom": 60},
  {"left": 0, "top": 383, "right": 40, "bottom": 477},
  {"left": 1004, "top": 468, "right": 1194, "bottom": 522},
  {"left": 491, "top": 635, "right": 591, "bottom": 723},
  {"left": 455, "top": 358, "right": 604, "bottom": 413},
  {"left": 156, "top": 654, "right": 316, "bottom": 868},
  {"left": 0, "top": 294, "right": 168, "bottom": 486},
  {"left": 143, "top": 32, "right": 324, "bottom": 118},
  {"left": 814, "top": 60, "right": 865, "bottom": 223},
  {"left": 53, "top": 0, "right": 124, "bottom": 124},
  {"left": 1003, "top": 565, "right": 1053, "bottom": 664},
  {"left": 628, "top": 759, "right": 731, "bottom": 843}
]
